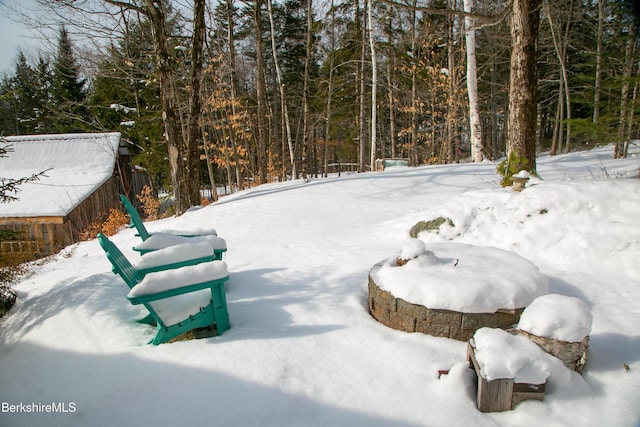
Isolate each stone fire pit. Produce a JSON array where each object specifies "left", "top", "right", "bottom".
[{"left": 368, "top": 240, "right": 548, "bottom": 341}]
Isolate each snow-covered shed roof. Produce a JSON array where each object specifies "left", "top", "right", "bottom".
[{"left": 0, "top": 132, "right": 121, "bottom": 218}]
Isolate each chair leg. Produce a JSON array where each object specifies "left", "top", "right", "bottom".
[
  {"left": 137, "top": 313, "right": 156, "bottom": 325},
  {"left": 210, "top": 282, "right": 230, "bottom": 334},
  {"left": 148, "top": 307, "right": 217, "bottom": 345}
]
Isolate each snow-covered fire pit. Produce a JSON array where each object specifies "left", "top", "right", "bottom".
[{"left": 368, "top": 240, "right": 548, "bottom": 341}]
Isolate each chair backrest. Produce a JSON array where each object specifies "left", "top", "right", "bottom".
[
  {"left": 97, "top": 233, "right": 142, "bottom": 288},
  {"left": 120, "top": 194, "right": 150, "bottom": 240}
]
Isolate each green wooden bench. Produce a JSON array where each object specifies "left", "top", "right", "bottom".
[
  {"left": 120, "top": 194, "right": 226, "bottom": 259},
  {"left": 97, "top": 233, "right": 230, "bottom": 345}
]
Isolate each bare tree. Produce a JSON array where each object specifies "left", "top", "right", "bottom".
[
  {"left": 593, "top": 0, "right": 604, "bottom": 124},
  {"left": 615, "top": 21, "right": 637, "bottom": 158},
  {"left": 90, "top": 0, "right": 208, "bottom": 214},
  {"left": 544, "top": 0, "right": 576, "bottom": 154},
  {"left": 301, "top": 0, "right": 314, "bottom": 179},
  {"left": 505, "top": 0, "right": 541, "bottom": 179}
]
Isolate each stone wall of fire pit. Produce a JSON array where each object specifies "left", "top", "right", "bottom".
[{"left": 368, "top": 262, "right": 524, "bottom": 341}]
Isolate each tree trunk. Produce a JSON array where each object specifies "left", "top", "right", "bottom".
[
  {"left": 301, "top": 0, "right": 313, "bottom": 179},
  {"left": 445, "top": 0, "right": 457, "bottom": 163},
  {"left": 226, "top": 0, "right": 244, "bottom": 191},
  {"left": 143, "top": 0, "right": 203, "bottom": 214},
  {"left": 202, "top": 129, "right": 219, "bottom": 201},
  {"left": 410, "top": 0, "right": 417, "bottom": 163},
  {"left": 624, "top": 62, "right": 639, "bottom": 157},
  {"left": 368, "top": 0, "right": 377, "bottom": 170},
  {"left": 254, "top": 0, "right": 269, "bottom": 182},
  {"left": 386, "top": 11, "right": 396, "bottom": 158},
  {"left": 592, "top": 0, "right": 604, "bottom": 124},
  {"left": 324, "top": 0, "right": 336, "bottom": 177},
  {"left": 357, "top": 0, "right": 367, "bottom": 172},
  {"left": 615, "top": 23, "right": 636, "bottom": 158},
  {"left": 266, "top": 0, "right": 296, "bottom": 179},
  {"left": 543, "top": 0, "right": 574, "bottom": 154},
  {"left": 465, "top": 0, "right": 483, "bottom": 162},
  {"left": 185, "top": 0, "right": 206, "bottom": 204},
  {"left": 506, "top": 0, "right": 541, "bottom": 180}
]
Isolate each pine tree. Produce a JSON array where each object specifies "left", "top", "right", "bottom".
[
  {"left": 50, "top": 26, "right": 88, "bottom": 133},
  {"left": 89, "top": 20, "right": 168, "bottom": 187},
  {"left": 0, "top": 52, "right": 48, "bottom": 135}
]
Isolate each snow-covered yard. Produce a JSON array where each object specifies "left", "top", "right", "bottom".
[{"left": 1, "top": 145, "right": 639, "bottom": 426}]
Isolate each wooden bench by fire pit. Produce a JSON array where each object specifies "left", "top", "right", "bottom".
[{"left": 467, "top": 329, "right": 549, "bottom": 412}]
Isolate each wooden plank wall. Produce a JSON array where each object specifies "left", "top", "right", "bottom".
[
  {"left": 0, "top": 221, "right": 70, "bottom": 259},
  {"left": 0, "top": 178, "right": 120, "bottom": 260},
  {"left": 66, "top": 178, "right": 120, "bottom": 240}
]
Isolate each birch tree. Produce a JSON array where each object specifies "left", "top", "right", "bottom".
[
  {"left": 266, "top": 0, "right": 296, "bottom": 179},
  {"left": 368, "top": 0, "right": 377, "bottom": 169},
  {"left": 357, "top": 0, "right": 368, "bottom": 172},
  {"left": 464, "top": 0, "right": 483, "bottom": 162}
]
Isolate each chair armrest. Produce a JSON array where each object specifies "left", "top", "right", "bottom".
[
  {"left": 127, "top": 277, "right": 228, "bottom": 305},
  {"left": 127, "top": 260, "right": 228, "bottom": 302}
]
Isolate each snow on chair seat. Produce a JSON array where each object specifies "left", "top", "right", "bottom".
[
  {"left": 132, "top": 233, "right": 227, "bottom": 258},
  {"left": 120, "top": 194, "right": 220, "bottom": 252}
]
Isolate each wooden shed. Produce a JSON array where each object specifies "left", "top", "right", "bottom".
[{"left": 0, "top": 132, "right": 124, "bottom": 259}]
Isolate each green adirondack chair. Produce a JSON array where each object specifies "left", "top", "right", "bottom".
[
  {"left": 97, "top": 233, "right": 230, "bottom": 345},
  {"left": 120, "top": 194, "right": 226, "bottom": 259},
  {"left": 98, "top": 233, "right": 218, "bottom": 276}
]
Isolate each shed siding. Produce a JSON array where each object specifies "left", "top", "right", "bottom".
[{"left": 0, "top": 177, "right": 120, "bottom": 259}]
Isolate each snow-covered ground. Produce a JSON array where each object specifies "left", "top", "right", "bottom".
[{"left": 1, "top": 145, "right": 639, "bottom": 426}]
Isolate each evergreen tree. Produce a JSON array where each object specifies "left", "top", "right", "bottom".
[
  {"left": 50, "top": 26, "right": 88, "bottom": 132},
  {"left": 89, "top": 20, "right": 168, "bottom": 188},
  {"left": 0, "top": 52, "right": 51, "bottom": 136}
]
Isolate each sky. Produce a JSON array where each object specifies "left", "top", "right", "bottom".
[
  {"left": 0, "top": 143, "right": 639, "bottom": 426},
  {"left": 0, "top": 0, "right": 39, "bottom": 74}
]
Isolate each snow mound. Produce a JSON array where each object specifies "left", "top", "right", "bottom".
[
  {"left": 399, "top": 238, "right": 429, "bottom": 260},
  {"left": 517, "top": 294, "right": 592, "bottom": 342},
  {"left": 472, "top": 327, "right": 552, "bottom": 383},
  {"left": 373, "top": 242, "right": 548, "bottom": 313}
]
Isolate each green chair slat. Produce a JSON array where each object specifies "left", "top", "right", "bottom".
[
  {"left": 120, "top": 195, "right": 223, "bottom": 261},
  {"left": 120, "top": 194, "right": 151, "bottom": 240},
  {"left": 127, "top": 277, "right": 229, "bottom": 305},
  {"left": 134, "top": 255, "right": 217, "bottom": 275}
]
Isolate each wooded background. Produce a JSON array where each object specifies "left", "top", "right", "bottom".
[{"left": 1, "top": 0, "right": 638, "bottom": 209}]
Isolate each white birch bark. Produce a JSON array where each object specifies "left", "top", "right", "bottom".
[
  {"left": 368, "top": 0, "right": 377, "bottom": 169},
  {"left": 464, "top": 0, "right": 483, "bottom": 162},
  {"left": 266, "top": 0, "right": 296, "bottom": 179}
]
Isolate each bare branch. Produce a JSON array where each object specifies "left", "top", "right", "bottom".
[{"left": 375, "top": 0, "right": 514, "bottom": 26}]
